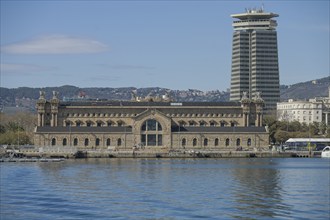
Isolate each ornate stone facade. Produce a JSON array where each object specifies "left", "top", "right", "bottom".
[{"left": 34, "top": 92, "right": 269, "bottom": 150}]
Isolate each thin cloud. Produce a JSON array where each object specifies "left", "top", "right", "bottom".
[
  {"left": 0, "top": 63, "right": 56, "bottom": 74},
  {"left": 1, "top": 35, "right": 108, "bottom": 54},
  {"left": 98, "top": 63, "right": 155, "bottom": 70}
]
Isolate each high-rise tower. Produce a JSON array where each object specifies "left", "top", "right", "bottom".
[{"left": 230, "top": 7, "right": 280, "bottom": 112}]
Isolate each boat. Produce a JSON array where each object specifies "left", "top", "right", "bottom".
[{"left": 321, "top": 146, "right": 330, "bottom": 158}]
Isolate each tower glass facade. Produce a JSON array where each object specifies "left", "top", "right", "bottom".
[{"left": 230, "top": 8, "right": 280, "bottom": 112}]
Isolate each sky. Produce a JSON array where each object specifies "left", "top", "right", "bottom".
[{"left": 1, "top": 0, "right": 329, "bottom": 91}]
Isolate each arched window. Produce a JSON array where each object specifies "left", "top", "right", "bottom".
[
  {"left": 95, "top": 138, "right": 100, "bottom": 146},
  {"left": 189, "top": 121, "right": 197, "bottom": 126},
  {"left": 106, "top": 138, "right": 111, "bottom": 146},
  {"left": 117, "top": 121, "right": 124, "bottom": 127},
  {"left": 141, "top": 119, "right": 162, "bottom": 131},
  {"left": 225, "top": 138, "right": 230, "bottom": 147},
  {"left": 73, "top": 138, "right": 78, "bottom": 146},
  {"left": 62, "top": 138, "right": 67, "bottom": 146},
  {"left": 51, "top": 138, "right": 56, "bottom": 146},
  {"left": 215, "top": 138, "right": 219, "bottom": 147},
  {"left": 210, "top": 121, "right": 216, "bottom": 127},
  {"left": 247, "top": 138, "right": 252, "bottom": 146},
  {"left": 141, "top": 119, "right": 163, "bottom": 146},
  {"left": 193, "top": 138, "right": 197, "bottom": 147},
  {"left": 84, "top": 138, "right": 89, "bottom": 146},
  {"left": 117, "top": 138, "right": 122, "bottom": 146},
  {"left": 182, "top": 138, "right": 186, "bottom": 147},
  {"left": 203, "top": 138, "right": 208, "bottom": 146},
  {"left": 236, "top": 138, "right": 241, "bottom": 146}
]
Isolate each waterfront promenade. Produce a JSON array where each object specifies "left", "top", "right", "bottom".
[{"left": 0, "top": 145, "right": 320, "bottom": 160}]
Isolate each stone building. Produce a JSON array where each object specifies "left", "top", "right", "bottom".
[{"left": 34, "top": 91, "right": 269, "bottom": 151}]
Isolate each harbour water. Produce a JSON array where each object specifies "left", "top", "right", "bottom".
[{"left": 1, "top": 158, "right": 329, "bottom": 219}]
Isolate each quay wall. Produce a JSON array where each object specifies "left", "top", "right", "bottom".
[{"left": 17, "top": 149, "right": 318, "bottom": 159}]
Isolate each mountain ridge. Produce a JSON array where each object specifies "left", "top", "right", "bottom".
[{"left": 1, "top": 76, "right": 329, "bottom": 112}]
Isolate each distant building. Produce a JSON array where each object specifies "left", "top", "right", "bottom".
[
  {"left": 230, "top": 7, "right": 280, "bottom": 112},
  {"left": 34, "top": 91, "right": 269, "bottom": 150},
  {"left": 277, "top": 87, "right": 330, "bottom": 125}
]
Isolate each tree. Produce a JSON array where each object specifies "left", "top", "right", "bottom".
[
  {"left": 0, "top": 112, "right": 36, "bottom": 145},
  {"left": 289, "top": 121, "right": 301, "bottom": 132},
  {"left": 309, "top": 122, "right": 320, "bottom": 136},
  {"left": 319, "top": 122, "right": 327, "bottom": 135},
  {"left": 274, "top": 130, "right": 290, "bottom": 144}
]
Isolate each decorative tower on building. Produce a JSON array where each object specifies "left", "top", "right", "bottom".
[{"left": 230, "top": 7, "right": 280, "bottom": 112}]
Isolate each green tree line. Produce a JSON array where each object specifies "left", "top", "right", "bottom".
[{"left": 264, "top": 115, "right": 329, "bottom": 144}]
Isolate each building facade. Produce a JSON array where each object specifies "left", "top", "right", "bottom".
[
  {"left": 230, "top": 7, "right": 280, "bottom": 112},
  {"left": 34, "top": 91, "right": 269, "bottom": 150},
  {"left": 277, "top": 89, "right": 330, "bottom": 125}
]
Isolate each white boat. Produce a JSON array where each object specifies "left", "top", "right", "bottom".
[{"left": 321, "top": 146, "right": 330, "bottom": 158}]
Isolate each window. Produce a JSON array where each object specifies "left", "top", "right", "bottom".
[
  {"left": 84, "top": 138, "right": 89, "bottom": 146},
  {"left": 141, "top": 119, "right": 162, "bottom": 131},
  {"left": 236, "top": 138, "right": 241, "bottom": 146},
  {"left": 87, "top": 122, "right": 92, "bottom": 127},
  {"left": 73, "top": 138, "right": 78, "bottom": 146},
  {"left": 97, "top": 122, "right": 102, "bottom": 127},
  {"left": 215, "top": 138, "right": 219, "bottom": 147},
  {"left": 193, "top": 138, "right": 197, "bottom": 147},
  {"left": 189, "top": 121, "right": 196, "bottom": 126},
  {"left": 203, "top": 138, "right": 208, "bottom": 146},
  {"left": 182, "top": 138, "right": 186, "bottom": 147},
  {"left": 141, "top": 119, "right": 163, "bottom": 146},
  {"left": 225, "top": 138, "right": 230, "bottom": 147},
  {"left": 221, "top": 122, "right": 226, "bottom": 127},
  {"left": 210, "top": 122, "right": 216, "bottom": 127},
  {"left": 247, "top": 138, "right": 251, "bottom": 146},
  {"left": 62, "top": 138, "right": 67, "bottom": 146},
  {"left": 76, "top": 122, "right": 81, "bottom": 127},
  {"left": 107, "top": 121, "right": 113, "bottom": 127},
  {"left": 95, "top": 138, "right": 100, "bottom": 146},
  {"left": 51, "top": 138, "right": 56, "bottom": 146},
  {"left": 231, "top": 122, "right": 235, "bottom": 127},
  {"left": 200, "top": 121, "right": 206, "bottom": 127},
  {"left": 117, "top": 138, "right": 122, "bottom": 146}
]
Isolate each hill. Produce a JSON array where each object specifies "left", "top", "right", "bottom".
[
  {"left": 1, "top": 76, "right": 329, "bottom": 112},
  {"left": 280, "top": 76, "right": 329, "bottom": 101}
]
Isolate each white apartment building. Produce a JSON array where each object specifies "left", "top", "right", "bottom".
[{"left": 277, "top": 88, "right": 330, "bottom": 125}]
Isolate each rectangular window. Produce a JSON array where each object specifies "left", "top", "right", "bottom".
[
  {"left": 158, "top": 135, "right": 162, "bottom": 146},
  {"left": 147, "top": 134, "right": 157, "bottom": 146},
  {"left": 141, "top": 135, "right": 146, "bottom": 145}
]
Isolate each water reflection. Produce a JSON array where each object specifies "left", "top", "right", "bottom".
[
  {"left": 1, "top": 158, "right": 329, "bottom": 220},
  {"left": 230, "top": 159, "right": 291, "bottom": 219}
]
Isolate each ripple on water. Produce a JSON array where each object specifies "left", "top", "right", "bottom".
[{"left": 1, "top": 158, "right": 329, "bottom": 220}]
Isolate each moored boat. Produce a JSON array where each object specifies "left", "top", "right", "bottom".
[{"left": 321, "top": 146, "right": 330, "bottom": 158}]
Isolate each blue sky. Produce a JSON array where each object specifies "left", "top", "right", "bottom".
[{"left": 1, "top": 0, "right": 329, "bottom": 90}]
